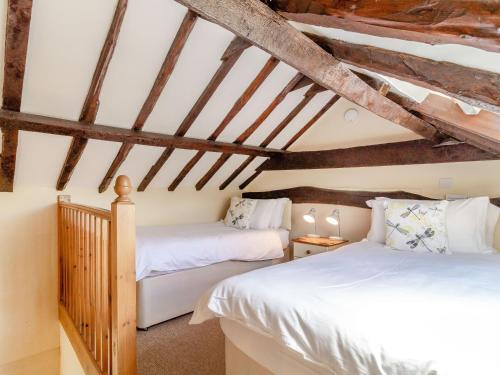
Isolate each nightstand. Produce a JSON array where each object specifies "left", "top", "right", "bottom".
[{"left": 292, "top": 237, "right": 349, "bottom": 259}]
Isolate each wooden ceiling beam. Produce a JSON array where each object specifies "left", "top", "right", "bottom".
[
  {"left": 236, "top": 94, "right": 339, "bottom": 190},
  {"left": 98, "top": 10, "right": 198, "bottom": 193},
  {"left": 306, "top": 33, "right": 500, "bottom": 113},
  {"left": 219, "top": 84, "right": 324, "bottom": 190},
  {"left": 56, "top": 0, "right": 128, "bottom": 191},
  {"left": 258, "top": 139, "right": 499, "bottom": 172},
  {"left": 168, "top": 72, "right": 305, "bottom": 191},
  {"left": 166, "top": 56, "right": 278, "bottom": 191},
  {"left": 272, "top": 0, "right": 500, "bottom": 53},
  {"left": 0, "top": 110, "right": 285, "bottom": 157},
  {"left": 175, "top": 0, "right": 442, "bottom": 143},
  {"left": 136, "top": 36, "right": 250, "bottom": 192},
  {"left": 0, "top": 0, "right": 33, "bottom": 192}
]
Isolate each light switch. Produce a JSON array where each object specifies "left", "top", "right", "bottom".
[{"left": 438, "top": 177, "right": 454, "bottom": 189}]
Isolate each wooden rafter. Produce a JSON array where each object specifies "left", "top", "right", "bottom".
[
  {"left": 388, "top": 93, "right": 500, "bottom": 155},
  {"left": 0, "top": 0, "right": 32, "bottom": 192},
  {"left": 175, "top": 0, "right": 442, "bottom": 143},
  {"left": 272, "top": 0, "right": 500, "bottom": 53},
  {"left": 56, "top": 0, "right": 128, "bottom": 191},
  {"left": 236, "top": 94, "right": 339, "bottom": 190},
  {"left": 259, "top": 139, "right": 499, "bottom": 171},
  {"left": 307, "top": 33, "right": 500, "bottom": 113},
  {"left": 353, "top": 72, "right": 500, "bottom": 155},
  {"left": 98, "top": 10, "right": 198, "bottom": 193},
  {"left": 136, "top": 36, "right": 251, "bottom": 191},
  {"left": 0, "top": 110, "right": 285, "bottom": 157},
  {"left": 195, "top": 83, "right": 324, "bottom": 190},
  {"left": 166, "top": 56, "right": 279, "bottom": 191},
  {"left": 167, "top": 71, "right": 305, "bottom": 191}
]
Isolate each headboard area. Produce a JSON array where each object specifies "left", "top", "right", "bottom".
[{"left": 243, "top": 186, "right": 500, "bottom": 209}]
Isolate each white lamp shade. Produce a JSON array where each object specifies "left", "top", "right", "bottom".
[
  {"left": 303, "top": 214, "right": 315, "bottom": 223},
  {"left": 326, "top": 215, "right": 338, "bottom": 225}
]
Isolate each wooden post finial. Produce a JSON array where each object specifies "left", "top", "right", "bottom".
[{"left": 114, "top": 175, "right": 132, "bottom": 202}]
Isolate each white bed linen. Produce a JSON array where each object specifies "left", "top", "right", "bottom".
[
  {"left": 136, "top": 222, "right": 285, "bottom": 281},
  {"left": 192, "top": 241, "right": 500, "bottom": 375}
]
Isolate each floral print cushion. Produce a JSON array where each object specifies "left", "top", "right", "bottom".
[
  {"left": 385, "top": 200, "right": 450, "bottom": 254},
  {"left": 224, "top": 197, "right": 257, "bottom": 229}
]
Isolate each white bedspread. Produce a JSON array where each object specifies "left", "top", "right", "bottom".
[
  {"left": 192, "top": 241, "right": 500, "bottom": 375},
  {"left": 136, "top": 222, "right": 284, "bottom": 281}
]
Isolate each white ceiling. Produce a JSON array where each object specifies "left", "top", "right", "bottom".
[{"left": 0, "top": 0, "right": 497, "bottom": 190}]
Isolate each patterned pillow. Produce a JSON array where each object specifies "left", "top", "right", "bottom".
[
  {"left": 224, "top": 197, "right": 257, "bottom": 229},
  {"left": 385, "top": 200, "right": 450, "bottom": 254}
]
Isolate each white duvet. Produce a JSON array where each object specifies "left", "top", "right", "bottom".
[
  {"left": 192, "top": 241, "right": 500, "bottom": 375},
  {"left": 136, "top": 222, "right": 284, "bottom": 281}
]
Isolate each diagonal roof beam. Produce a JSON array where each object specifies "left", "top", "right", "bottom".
[
  {"left": 196, "top": 83, "right": 323, "bottom": 190},
  {"left": 0, "top": 0, "right": 33, "bottom": 192},
  {"left": 306, "top": 33, "right": 500, "bottom": 113},
  {"left": 56, "top": 0, "right": 128, "bottom": 191},
  {"left": 136, "top": 36, "right": 251, "bottom": 191},
  {"left": 236, "top": 94, "right": 339, "bottom": 190},
  {"left": 165, "top": 56, "right": 280, "bottom": 191},
  {"left": 272, "top": 0, "right": 500, "bottom": 53},
  {"left": 175, "top": 0, "right": 443, "bottom": 144},
  {"left": 168, "top": 73, "right": 306, "bottom": 191},
  {"left": 97, "top": 10, "right": 198, "bottom": 193}
]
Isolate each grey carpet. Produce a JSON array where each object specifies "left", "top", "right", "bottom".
[{"left": 137, "top": 314, "right": 225, "bottom": 375}]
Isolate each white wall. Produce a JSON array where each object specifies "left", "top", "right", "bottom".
[{"left": 0, "top": 185, "right": 237, "bottom": 369}]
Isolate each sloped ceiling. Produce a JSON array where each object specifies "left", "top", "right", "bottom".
[{"left": 0, "top": 0, "right": 498, "bottom": 190}]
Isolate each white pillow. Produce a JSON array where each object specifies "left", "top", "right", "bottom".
[
  {"left": 385, "top": 200, "right": 450, "bottom": 254},
  {"left": 447, "top": 197, "right": 491, "bottom": 254},
  {"left": 366, "top": 199, "right": 387, "bottom": 244},
  {"left": 250, "top": 199, "right": 277, "bottom": 229},
  {"left": 224, "top": 197, "right": 257, "bottom": 229},
  {"left": 269, "top": 198, "right": 289, "bottom": 229},
  {"left": 486, "top": 203, "right": 500, "bottom": 248},
  {"left": 281, "top": 199, "right": 292, "bottom": 231}
]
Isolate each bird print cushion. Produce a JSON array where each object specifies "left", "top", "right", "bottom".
[
  {"left": 224, "top": 197, "right": 257, "bottom": 229},
  {"left": 385, "top": 200, "right": 450, "bottom": 254}
]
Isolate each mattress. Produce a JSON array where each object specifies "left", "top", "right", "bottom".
[
  {"left": 192, "top": 241, "right": 500, "bottom": 374},
  {"left": 136, "top": 222, "right": 287, "bottom": 280}
]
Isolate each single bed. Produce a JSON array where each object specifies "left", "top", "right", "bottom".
[
  {"left": 136, "top": 221, "right": 289, "bottom": 329},
  {"left": 192, "top": 241, "right": 500, "bottom": 374}
]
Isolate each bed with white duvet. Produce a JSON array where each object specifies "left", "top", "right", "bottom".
[{"left": 192, "top": 240, "right": 500, "bottom": 375}]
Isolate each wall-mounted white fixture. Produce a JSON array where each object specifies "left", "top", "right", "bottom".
[
  {"left": 326, "top": 209, "right": 343, "bottom": 240},
  {"left": 303, "top": 208, "right": 320, "bottom": 238},
  {"left": 344, "top": 108, "right": 358, "bottom": 123}
]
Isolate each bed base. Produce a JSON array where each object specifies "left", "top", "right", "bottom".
[{"left": 137, "top": 260, "right": 273, "bottom": 329}]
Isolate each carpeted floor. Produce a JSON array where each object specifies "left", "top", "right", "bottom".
[{"left": 137, "top": 313, "right": 225, "bottom": 375}]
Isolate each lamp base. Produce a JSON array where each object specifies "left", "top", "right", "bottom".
[
  {"left": 306, "top": 233, "right": 321, "bottom": 238},
  {"left": 329, "top": 236, "right": 343, "bottom": 241}
]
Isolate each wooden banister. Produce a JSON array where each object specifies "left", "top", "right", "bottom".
[{"left": 58, "top": 175, "right": 136, "bottom": 375}]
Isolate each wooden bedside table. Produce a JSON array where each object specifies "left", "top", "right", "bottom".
[{"left": 292, "top": 237, "right": 349, "bottom": 259}]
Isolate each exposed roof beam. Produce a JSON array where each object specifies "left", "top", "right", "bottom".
[
  {"left": 168, "top": 71, "right": 304, "bottom": 191},
  {"left": 307, "top": 33, "right": 500, "bottom": 113},
  {"left": 0, "top": 110, "right": 285, "bottom": 157},
  {"left": 0, "top": 0, "right": 33, "bottom": 192},
  {"left": 259, "top": 139, "right": 499, "bottom": 171},
  {"left": 237, "top": 94, "right": 339, "bottom": 190},
  {"left": 56, "top": 0, "right": 128, "bottom": 191},
  {"left": 136, "top": 36, "right": 250, "bottom": 192},
  {"left": 272, "top": 0, "right": 500, "bottom": 53},
  {"left": 219, "top": 84, "right": 324, "bottom": 189},
  {"left": 175, "top": 0, "right": 442, "bottom": 142},
  {"left": 98, "top": 10, "right": 198, "bottom": 193},
  {"left": 165, "top": 56, "right": 278, "bottom": 191},
  {"left": 388, "top": 93, "right": 500, "bottom": 155}
]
